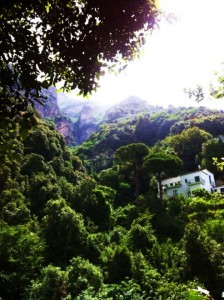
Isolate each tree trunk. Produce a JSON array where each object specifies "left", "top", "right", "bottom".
[
  {"left": 134, "top": 168, "right": 140, "bottom": 205},
  {"left": 158, "top": 179, "right": 163, "bottom": 205}
]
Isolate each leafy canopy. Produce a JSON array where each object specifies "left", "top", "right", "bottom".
[
  {"left": 0, "top": 0, "right": 159, "bottom": 117},
  {"left": 143, "top": 151, "right": 183, "bottom": 180}
]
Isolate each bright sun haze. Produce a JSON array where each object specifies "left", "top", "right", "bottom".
[{"left": 67, "top": 0, "right": 224, "bottom": 109}]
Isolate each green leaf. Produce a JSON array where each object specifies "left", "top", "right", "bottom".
[{"left": 45, "top": 3, "right": 51, "bottom": 13}]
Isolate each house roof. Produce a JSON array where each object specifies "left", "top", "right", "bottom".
[{"left": 161, "top": 169, "right": 213, "bottom": 183}]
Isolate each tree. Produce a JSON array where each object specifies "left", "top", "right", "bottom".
[
  {"left": 115, "top": 143, "right": 149, "bottom": 204},
  {"left": 0, "top": 188, "right": 30, "bottom": 225},
  {"left": 201, "top": 138, "right": 224, "bottom": 177},
  {"left": 66, "top": 256, "right": 103, "bottom": 298},
  {"left": 42, "top": 199, "right": 87, "bottom": 266},
  {"left": 105, "top": 246, "right": 132, "bottom": 283},
  {"left": 0, "top": 0, "right": 159, "bottom": 119},
  {"left": 0, "top": 221, "right": 45, "bottom": 299},
  {"left": 183, "top": 222, "right": 224, "bottom": 299},
  {"left": 26, "top": 172, "right": 61, "bottom": 217},
  {"left": 168, "top": 127, "right": 212, "bottom": 171},
  {"left": 127, "top": 223, "right": 156, "bottom": 253},
  {"left": 185, "top": 71, "right": 224, "bottom": 103},
  {"left": 26, "top": 265, "right": 68, "bottom": 300},
  {"left": 23, "top": 122, "right": 65, "bottom": 161},
  {"left": 76, "top": 280, "right": 146, "bottom": 300},
  {"left": 72, "top": 183, "right": 115, "bottom": 231},
  {"left": 143, "top": 151, "right": 183, "bottom": 200}
]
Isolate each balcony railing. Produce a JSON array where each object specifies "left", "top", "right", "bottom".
[
  {"left": 186, "top": 177, "right": 205, "bottom": 185},
  {"left": 163, "top": 181, "right": 181, "bottom": 190}
]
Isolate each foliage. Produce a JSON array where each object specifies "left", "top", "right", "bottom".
[
  {"left": 0, "top": 221, "right": 45, "bottom": 299},
  {"left": 166, "top": 127, "right": 212, "bottom": 171},
  {"left": 183, "top": 221, "right": 224, "bottom": 299},
  {"left": 188, "top": 290, "right": 207, "bottom": 300},
  {"left": 203, "top": 219, "right": 224, "bottom": 243},
  {"left": 201, "top": 138, "right": 224, "bottom": 177},
  {"left": 25, "top": 265, "right": 69, "bottom": 300},
  {"left": 42, "top": 198, "right": 87, "bottom": 266},
  {"left": 104, "top": 246, "right": 132, "bottom": 283},
  {"left": 115, "top": 143, "right": 149, "bottom": 203},
  {"left": 76, "top": 280, "right": 146, "bottom": 300},
  {"left": 76, "top": 106, "right": 224, "bottom": 174},
  {"left": 0, "top": 0, "right": 159, "bottom": 122},
  {"left": 2, "top": 109, "right": 224, "bottom": 299},
  {"left": 143, "top": 150, "right": 183, "bottom": 199},
  {"left": 127, "top": 223, "right": 156, "bottom": 252},
  {"left": 67, "top": 256, "right": 103, "bottom": 298}
]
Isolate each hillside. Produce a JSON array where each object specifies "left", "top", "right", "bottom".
[
  {"left": 3, "top": 1, "right": 224, "bottom": 298},
  {"left": 75, "top": 106, "right": 224, "bottom": 175},
  {"left": 1, "top": 110, "right": 224, "bottom": 299},
  {"left": 39, "top": 89, "right": 224, "bottom": 148},
  {"left": 2, "top": 89, "right": 224, "bottom": 299},
  {"left": 56, "top": 93, "right": 164, "bottom": 145},
  {"left": 37, "top": 89, "right": 224, "bottom": 178}
]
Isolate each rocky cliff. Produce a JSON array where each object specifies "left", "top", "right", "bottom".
[
  {"left": 35, "top": 87, "right": 60, "bottom": 118},
  {"left": 57, "top": 92, "right": 107, "bottom": 144},
  {"left": 55, "top": 116, "right": 76, "bottom": 146},
  {"left": 75, "top": 105, "right": 99, "bottom": 144},
  {"left": 35, "top": 88, "right": 103, "bottom": 146},
  {"left": 35, "top": 88, "right": 76, "bottom": 145},
  {"left": 36, "top": 90, "right": 162, "bottom": 146}
]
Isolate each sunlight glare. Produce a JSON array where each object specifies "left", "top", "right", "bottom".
[{"left": 70, "top": 0, "right": 224, "bottom": 109}]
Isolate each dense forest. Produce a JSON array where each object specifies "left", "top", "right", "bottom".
[
  {"left": 2, "top": 1, "right": 224, "bottom": 299},
  {"left": 1, "top": 103, "right": 224, "bottom": 299}
]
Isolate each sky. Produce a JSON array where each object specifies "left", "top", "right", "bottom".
[{"left": 66, "top": 0, "right": 224, "bottom": 109}]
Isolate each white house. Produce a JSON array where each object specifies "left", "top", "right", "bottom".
[{"left": 160, "top": 169, "right": 216, "bottom": 198}]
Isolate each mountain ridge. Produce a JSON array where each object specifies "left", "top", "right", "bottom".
[{"left": 38, "top": 88, "right": 223, "bottom": 148}]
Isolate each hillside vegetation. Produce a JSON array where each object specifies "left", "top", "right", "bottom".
[
  {"left": 75, "top": 104, "right": 224, "bottom": 175},
  {"left": 1, "top": 103, "right": 224, "bottom": 299}
]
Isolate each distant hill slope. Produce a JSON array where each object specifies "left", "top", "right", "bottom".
[
  {"left": 75, "top": 105, "right": 224, "bottom": 172},
  {"left": 37, "top": 89, "right": 224, "bottom": 154},
  {"left": 104, "top": 96, "right": 163, "bottom": 123},
  {"left": 38, "top": 90, "right": 164, "bottom": 145}
]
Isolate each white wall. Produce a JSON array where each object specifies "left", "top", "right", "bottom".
[{"left": 161, "top": 169, "right": 216, "bottom": 198}]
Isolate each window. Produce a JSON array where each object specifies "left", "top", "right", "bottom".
[
  {"left": 195, "top": 176, "right": 200, "bottom": 182},
  {"left": 185, "top": 178, "right": 188, "bottom": 183},
  {"left": 173, "top": 190, "right": 178, "bottom": 196},
  {"left": 220, "top": 188, "right": 224, "bottom": 194}
]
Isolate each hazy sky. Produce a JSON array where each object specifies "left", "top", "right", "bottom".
[{"left": 67, "top": 0, "right": 224, "bottom": 109}]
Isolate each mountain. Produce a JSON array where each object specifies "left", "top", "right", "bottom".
[
  {"left": 35, "top": 87, "right": 60, "bottom": 118},
  {"left": 37, "top": 90, "right": 164, "bottom": 146},
  {"left": 104, "top": 96, "right": 162, "bottom": 123},
  {"left": 37, "top": 89, "right": 224, "bottom": 157},
  {"left": 57, "top": 92, "right": 107, "bottom": 144},
  {"left": 35, "top": 88, "right": 76, "bottom": 145},
  {"left": 75, "top": 105, "right": 224, "bottom": 173}
]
